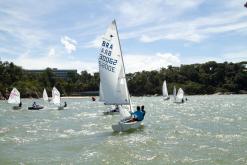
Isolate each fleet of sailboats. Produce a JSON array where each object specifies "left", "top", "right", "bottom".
[{"left": 5, "top": 20, "right": 189, "bottom": 132}]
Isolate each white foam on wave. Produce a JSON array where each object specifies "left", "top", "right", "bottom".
[
  {"left": 213, "top": 116, "right": 234, "bottom": 122},
  {"left": 62, "top": 128, "right": 97, "bottom": 137},
  {"left": 80, "top": 151, "right": 98, "bottom": 160},
  {"left": 215, "top": 134, "right": 241, "bottom": 142},
  {"left": 7, "top": 136, "right": 39, "bottom": 144},
  {"left": 75, "top": 112, "right": 98, "bottom": 118},
  {"left": 133, "top": 154, "right": 157, "bottom": 161},
  {"left": 0, "top": 127, "right": 9, "bottom": 134}
]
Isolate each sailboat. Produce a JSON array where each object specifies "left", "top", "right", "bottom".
[
  {"left": 174, "top": 87, "right": 185, "bottom": 103},
  {"left": 43, "top": 88, "right": 49, "bottom": 102},
  {"left": 173, "top": 86, "right": 177, "bottom": 102},
  {"left": 8, "top": 88, "right": 22, "bottom": 110},
  {"left": 162, "top": 80, "right": 170, "bottom": 100},
  {"left": 99, "top": 20, "right": 143, "bottom": 132},
  {"left": 52, "top": 87, "right": 66, "bottom": 110}
]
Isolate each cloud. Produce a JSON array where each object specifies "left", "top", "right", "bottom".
[
  {"left": 124, "top": 52, "right": 181, "bottom": 73},
  {"left": 112, "top": 0, "right": 247, "bottom": 43},
  {"left": 60, "top": 36, "right": 77, "bottom": 54},
  {"left": 3, "top": 49, "right": 97, "bottom": 74},
  {"left": 115, "top": 0, "right": 203, "bottom": 27},
  {"left": 83, "top": 35, "right": 102, "bottom": 48}
]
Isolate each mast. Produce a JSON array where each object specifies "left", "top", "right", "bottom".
[{"left": 113, "top": 20, "right": 132, "bottom": 110}]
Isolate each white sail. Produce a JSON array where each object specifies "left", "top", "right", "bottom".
[
  {"left": 99, "top": 82, "right": 104, "bottom": 102},
  {"left": 173, "top": 86, "right": 176, "bottom": 101},
  {"left": 176, "top": 88, "right": 184, "bottom": 101},
  {"left": 52, "top": 87, "right": 60, "bottom": 105},
  {"left": 8, "top": 88, "right": 20, "bottom": 104},
  {"left": 162, "top": 80, "right": 169, "bottom": 98},
  {"left": 98, "top": 20, "right": 130, "bottom": 106},
  {"left": 43, "top": 88, "right": 49, "bottom": 101}
]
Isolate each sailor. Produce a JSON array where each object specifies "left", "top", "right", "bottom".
[
  {"left": 32, "top": 101, "right": 37, "bottom": 107},
  {"left": 112, "top": 105, "right": 119, "bottom": 112},
  {"left": 141, "top": 105, "right": 146, "bottom": 117},
  {"left": 127, "top": 106, "right": 145, "bottom": 122},
  {"left": 64, "top": 102, "right": 67, "bottom": 107},
  {"left": 19, "top": 101, "right": 22, "bottom": 107}
]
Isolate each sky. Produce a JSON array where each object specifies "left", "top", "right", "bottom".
[{"left": 0, "top": 0, "right": 247, "bottom": 73}]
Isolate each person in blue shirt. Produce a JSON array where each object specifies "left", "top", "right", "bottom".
[{"left": 127, "top": 106, "right": 145, "bottom": 122}]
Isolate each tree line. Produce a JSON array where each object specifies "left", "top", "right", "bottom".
[{"left": 0, "top": 60, "right": 246, "bottom": 98}]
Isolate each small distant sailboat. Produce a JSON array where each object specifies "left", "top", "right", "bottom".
[
  {"left": 43, "top": 88, "right": 49, "bottom": 102},
  {"left": 173, "top": 86, "right": 177, "bottom": 102},
  {"left": 99, "top": 20, "right": 143, "bottom": 132},
  {"left": 8, "top": 88, "right": 22, "bottom": 110},
  {"left": 162, "top": 80, "right": 170, "bottom": 100},
  {"left": 52, "top": 87, "right": 66, "bottom": 110},
  {"left": 174, "top": 87, "right": 185, "bottom": 103}
]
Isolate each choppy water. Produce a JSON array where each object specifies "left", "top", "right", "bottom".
[{"left": 0, "top": 95, "right": 247, "bottom": 164}]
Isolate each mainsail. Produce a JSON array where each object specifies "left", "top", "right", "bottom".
[
  {"left": 162, "top": 80, "right": 169, "bottom": 98},
  {"left": 98, "top": 20, "right": 130, "bottom": 106},
  {"left": 173, "top": 86, "right": 176, "bottom": 101},
  {"left": 52, "top": 87, "right": 60, "bottom": 105},
  {"left": 43, "top": 88, "right": 49, "bottom": 101},
  {"left": 99, "top": 82, "right": 104, "bottom": 102},
  {"left": 8, "top": 88, "right": 20, "bottom": 104},
  {"left": 99, "top": 20, "right": 131, "bottom": 119},
  {"left": 176, "top": 88, "right": 184, "bottom": 102}
]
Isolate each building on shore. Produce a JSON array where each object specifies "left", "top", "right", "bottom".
[{"left": 25, "top": 68, "right": 77, "bottom": 80}]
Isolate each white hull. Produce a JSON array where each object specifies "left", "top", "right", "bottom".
[
  {"left": 112, "top": 121, "right": 142, "bottom": 132},
  {"left": 174, "top": 101, "right": 184, "bottom": 104},
  {"left": 58, "top": 106, "right": 65, "bottom": 110},
  {"left": 163, "top": 96, "right": 170, "bottom": 100}
]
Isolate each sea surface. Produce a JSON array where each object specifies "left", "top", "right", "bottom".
[{"left": 0, "top": 95, "right": 247, "bottom": 165}]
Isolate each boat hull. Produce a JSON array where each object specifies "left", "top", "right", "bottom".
[
  {"left": 103, "top": 110, "right": 119, "bottom": 115},
  {"left": 58, "top": 106, "right": 65, "bottom": 110},
  {"left": 174, "top": 101, "right": 184, "bottom": 104},
  {"left": 12, "top": 106, "right": 21, "bottom": 110},
  {"left": 163, "top": 97, "right": 170, "bottom": 100},
  {"left": 112, "top": 121, "right": 142, "bottom": 132},
  {"left": 28, "top": 106, "right": 44, "bottom": 110}
]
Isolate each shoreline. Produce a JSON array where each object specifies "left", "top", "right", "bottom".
[{"left": 1, "top": 93, "right": 247, "bottom": 100}]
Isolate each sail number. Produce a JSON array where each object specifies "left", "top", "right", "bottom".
[
  {"left": 99, "top": 40, "right": 118, "bottom": 73},
  {"left": 102, "top": 41, "right": 113, "bottom": 50}
]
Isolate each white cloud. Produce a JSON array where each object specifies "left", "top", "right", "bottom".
[
  {"left": 83, "top": 35, "right": 102, "bottom": 48},
  {"left": 115, "top": 0, "right": 203, "bottom": 27},
  {"left": 60, "top": 36, "right": 77, "bottom": 54},
  {"left": 113, "top": 0, "right": 247, "bottom": 43},
  {"left": 124, "top": 52, "right": 181, "bottom": 73},
  {"left": 4, "top": 49, "right": 97, "bottom": 74}
]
